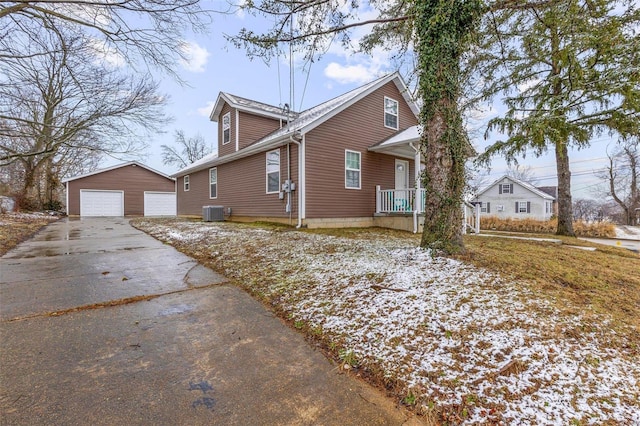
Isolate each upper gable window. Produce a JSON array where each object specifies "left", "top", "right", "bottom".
[
  {"left": 183, "top": 175, "right": 190, "bottom": 192},
  {"left": 384, "top": 97, "right": 399, "bottom": 130},
  {"left": 500, "top": 183, "right": 513, "bottom": 194},
  {"left": 266, "top": 149, "right": 280, "bottom": 193},
  {"left": 222, "top": 112, "right": 230, "bottom": 145}
]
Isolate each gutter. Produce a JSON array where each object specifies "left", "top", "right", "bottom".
[{"left": 289, "top": 132, "right": 303, "bottom": 228}]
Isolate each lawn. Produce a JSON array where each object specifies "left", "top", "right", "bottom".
[
  {"left": 0, "top": 212, "right": 59, "bottom": 256},
  {"left": 131, "top": 218, "right": 639, "bottom": 426}
]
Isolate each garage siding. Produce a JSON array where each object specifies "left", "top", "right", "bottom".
[{"left": 67, "top": 164, "right": 175, "bottom": 216}]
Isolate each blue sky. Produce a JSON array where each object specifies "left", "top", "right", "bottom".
[{"left": 109, "top": 6, "right": 612, "bottom": 200}]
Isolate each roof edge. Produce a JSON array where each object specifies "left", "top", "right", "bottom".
[{"left": 62, "top": 161, "right": 175, "bottom": 183}]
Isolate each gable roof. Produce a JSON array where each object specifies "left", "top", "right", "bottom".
[
  {"left": 210, "top": 92, "right": 293, "bottom": 122},
  {"left": 475, "top": 175, "right": 555, "bottom": 200},
  {"left": 62, "top": 161, "right": 174, "bottom": 183},
  {"left": 174, "top": 72, "right": 419, "bottom": 177}
]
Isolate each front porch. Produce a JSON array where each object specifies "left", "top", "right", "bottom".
[{"left": 375, "top": 186, "right": 480, "bottom": 234}]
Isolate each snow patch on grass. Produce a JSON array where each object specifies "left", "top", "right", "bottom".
[{"left": 135, "top": 220, "right": 640, "bottom": 425}]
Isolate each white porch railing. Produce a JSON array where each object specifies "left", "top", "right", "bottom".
[
  {"left": 375, "top": 186, "right": 424, "bottom": 213},
  {"left": 375, "top": 186, "right": 480, "bottom": 234}
]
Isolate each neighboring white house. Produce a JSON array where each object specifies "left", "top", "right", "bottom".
[{"left": 473, "top": 175, "right": 557, "bottom": 221}]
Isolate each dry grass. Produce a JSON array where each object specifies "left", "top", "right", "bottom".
[
  {"left": 0, "top": 213, "right": 59, "bottom": 256},
  {"left": 481, "top": 216, "right": 616, "bottom": 238},
  {"left": 459, "top": 233, "right": 640, "bottom": 336}
]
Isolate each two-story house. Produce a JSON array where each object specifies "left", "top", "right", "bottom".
[{"left": 174, "top": 73, "right": 456, "bottom": 232}]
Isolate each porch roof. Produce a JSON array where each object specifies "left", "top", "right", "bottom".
[{"left": 368, "top": 125, "right": 421, "bottom": 159}]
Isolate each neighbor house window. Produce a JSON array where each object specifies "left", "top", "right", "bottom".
[
  {"left": 266, "top": 149, "right": 280, "bottom": 193},
  {"left": 516, "top": 201, "right": 530, "bottom": 213},
  {"left": 345, "top": 150, "right": 361, "bottom": 189},
  {"left": 384, "top": 97, "right": 398, "bottom": 130},
  {"left": 222, "top": 112, "right": 230, "bottom": 145},
  {"left": 209, "top": 168, "right": 217, "bottom": 199},
  {"left": 500, "top": 183, "right": 513, "bottom": 194},
  {"left": 183, "top": 175, "right": 190, "bottom": 192}
]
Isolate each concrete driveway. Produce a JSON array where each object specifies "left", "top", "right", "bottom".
[{"left": 1, "top": 218, "right": 418, "bottom": 425}]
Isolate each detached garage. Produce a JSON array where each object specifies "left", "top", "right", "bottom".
[{"left": 64, "top": 162, "right": 176, "bottom": 217}]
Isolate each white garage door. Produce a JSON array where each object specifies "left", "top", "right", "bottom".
[
  {"left": 80, "top": 190, "right": 124, "bottom": 217},
  {"left": 144, "top": 192, "right": 176, "bottom": 216}
]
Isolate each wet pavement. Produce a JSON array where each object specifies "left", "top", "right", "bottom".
[
  {"left": 1, "top": 218, "right": 419, "bottom": 425},
  {"left": 579, "top": 237, "right": 640, "bottom": 253}
]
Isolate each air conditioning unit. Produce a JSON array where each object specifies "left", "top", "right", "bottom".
[{"left": 203, "top": 205, "right": 225, "bottom": 222}]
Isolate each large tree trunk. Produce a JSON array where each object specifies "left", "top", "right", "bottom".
[
  {"left": 420, "top": 105, "right": 465, "bottom": 253},
  {"left": 415, "top": 0, "right": 481, "bottom": 254},
  {"left": 555, "top": 141, "right": 575, "bottom": 236}
]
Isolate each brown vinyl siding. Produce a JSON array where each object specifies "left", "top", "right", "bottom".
[
  {"left": 305, "top": 81, "right": 419, "bottom": 218},
  {"left": 67, "top": 164, "right": 175, "bottom": 215},
  {"left": 177, "top": 145, "right": 299, "bottom": 218},
  {"left": 238, "top": 112, "right": 282, "bottom": 151}
]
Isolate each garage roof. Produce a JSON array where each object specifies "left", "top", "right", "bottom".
[{"left": 62, "top": 161, "right": 174, "bottom": 183}]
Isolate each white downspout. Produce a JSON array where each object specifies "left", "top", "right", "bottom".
[
  {"left": 410, "top": 142, "right": 421, "bottom": 234},
  {"left": 289, "top": 134, "right": 304, "bottom": 228}
]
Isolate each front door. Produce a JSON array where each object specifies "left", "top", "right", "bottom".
[{"left": 395, "top": 159, "right": 410, "bottom": 211}]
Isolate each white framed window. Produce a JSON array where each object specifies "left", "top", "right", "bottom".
[
  {"left": 546, "top": 201, "right": 552, "bottom": 214},
  {"left": 516, "top": 201, "right": 530, "bottom": 213},
  {"left": 480, "top": 202, "right": 490, "bottom": 213},
  {"left": 222, "top": 112, "right": 230, "bottom": 145},
  {"left": 384, "top": 97, "right": 398, "bottom": 130},
  {"left": 209, "top": 168, "right": 217, "bottom": 199},
  {"left": 500, "top": 183, "right": 513, "bottom": 194},
  {"left": 266, "top": 149, "right": 280, "bottom": 193},
  {"left": 183, "top": 175, "right": 190, "bottom": 192},
  {"left": 345, "top": 150, "right": 361, "bottom": 189}
]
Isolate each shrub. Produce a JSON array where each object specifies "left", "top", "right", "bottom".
[{"left": 480, "top": 216, "right": 615, "bottom": 238}]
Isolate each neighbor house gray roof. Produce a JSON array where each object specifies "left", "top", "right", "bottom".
[
  {"left": 475, "top": 175, "right": 556, "bottom": 200},
  {"left": 174, "top": 72, "right": 419, "bottom": 177}
]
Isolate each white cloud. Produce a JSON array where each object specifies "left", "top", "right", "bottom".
[
  {"left": 87, "top": 38, "right": 126, "bottom": 68},
  {"left": 324, "top": 62, "right": 380, "bottom": 85},
  {"left": 196, "top": 101, "right": 216, "bottom": 117},
  {"left": 180, "top": 41, "right": 210, "bottom": 73}
]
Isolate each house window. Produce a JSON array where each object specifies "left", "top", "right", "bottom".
[
  {"left": 345, "top": 150, "right": 361, "bottom": 189},
  {"left": 500, "top": 183, "right": 513, "bottom": 194},
  {"left": 384, "top": 97, "right": 398, "bottom": 130},
  {"left": 546, "top": 201, "right": 552, "bottom": 214},
  {"left": 480, "top": 202, "right": 490, "bottom": 213},
  {"left": 266, "top": 149, "right": 280, "bottom": 193},
  {"left": 516, "top": 201, "right": 530, "bottom": 213},
  {"left": 222, "top": 112, "right": 230, "bottom": 145},
  {"left": 183, "top": 175, "right": 190, "bottom": 192},
  {"left": 209, "top": 168, "right": 217, "bottom": 199}
]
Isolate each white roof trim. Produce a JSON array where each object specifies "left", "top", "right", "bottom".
[
  {"left": 475, "top": 175, "right": 555, "bottom": 200},
  {"left": 210, "top": 92, "right": 290, "bottom": 122},
  {"left": 369, "top": 125, "right": 421, "bottom": 151},
  {"left": 62, "top": 161, "right": 174, "bottom": 183}
]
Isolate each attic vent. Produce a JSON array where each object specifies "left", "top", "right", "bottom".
[{"left": 203, "top": 206, "right": 225, "bottom": 222}]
